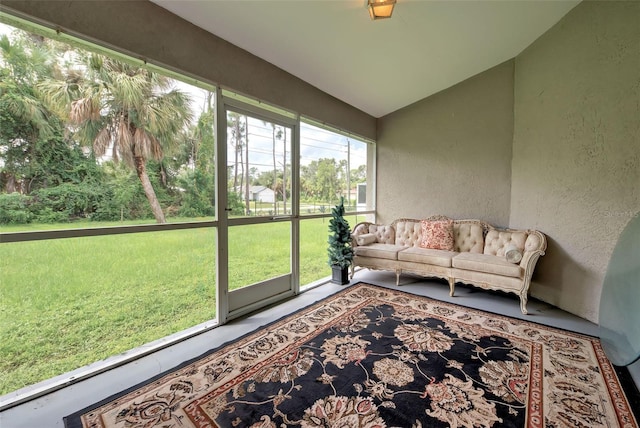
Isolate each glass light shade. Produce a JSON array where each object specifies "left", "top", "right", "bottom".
[{"left": 368, "top": 0, "right": 396, "bottom": 20}]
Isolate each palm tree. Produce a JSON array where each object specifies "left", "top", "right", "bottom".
[{"left": 40, "top": 53, "right": 192, "bottom": 223}]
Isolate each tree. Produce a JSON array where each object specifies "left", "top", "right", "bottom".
[
  {"left": 300, "top": 161, "right": 319, "bottom": 200},
  {"left": 227, "top": 112, "right": 244, "bottom": 189},
  {"left": 0, "top": 32, "right": 58, "bottom": 193},
  {"left": 350, "top": 164, "right": 367, "bottom": 184},
  {"left": 171, "top": 91, "right": 216, "bottom": 217},
  {"left": 302, "top": 158, "right": 340, "bottom": 204},
  {"left": 40, "top": 53, "right": 192, "bottom": 223},
  {"left": 267, "top": 122, "right": 284, "bottom": 215},
  {"left": 1, "top": 30, "right": 111, "bottom": 224},
  {"left": 249, "top": 167, "right": 259, "bottom": 185},
  {"left": 173, "top": 90, "right": 215, "bottom": 175},
  {"left": 226, "top": 112, "right": 250, "bottom": 213}
]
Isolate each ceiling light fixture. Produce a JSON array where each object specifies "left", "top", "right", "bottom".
[{"left": 368, "top": 0, "right": 396, "bottom": 20}]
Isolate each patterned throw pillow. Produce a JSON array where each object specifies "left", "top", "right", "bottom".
[{"left": 419, "top": 219, "right": 455, "bottom": 250}]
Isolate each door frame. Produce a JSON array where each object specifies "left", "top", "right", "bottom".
[{"left": 216, "top": 90, "right": 301, "bottom": 322}]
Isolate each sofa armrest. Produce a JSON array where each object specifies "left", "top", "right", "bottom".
[
  {"left": 519, "top": 230, "right": 547, "bottom": 278},
  {"left": 352, "top": 222, "right": 373, "bottom": 247},
  {"left": 519, "top": 249, "right": 544, "bottom": 275}
]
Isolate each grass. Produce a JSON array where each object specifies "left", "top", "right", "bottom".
[
  {"left": 0, "top": 229, "right": 216, "bottom": 394},
  {"left": 0, "top": 215, "right": 365, "bottom": 395},
  {"left": 229, "top": 224, "right": 291, "bottom": 288}
]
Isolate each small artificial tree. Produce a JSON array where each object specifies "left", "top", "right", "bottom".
[{"left": 327, "top": 197, "right": 353, "bottom": 284}]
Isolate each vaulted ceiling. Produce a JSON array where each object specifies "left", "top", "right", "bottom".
[{"left": 152, "top": 0, "right": 580, "bottom": 118}]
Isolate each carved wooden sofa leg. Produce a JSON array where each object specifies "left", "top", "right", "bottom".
[
  {"left": 448, "top": 277, "right": 455, "bottom": 297},
  {"left": 519, "top": 292, "right": 528, "bottom": 315},
  {"left": 395, "top": 269, "right": 402, "bottom": 286}
]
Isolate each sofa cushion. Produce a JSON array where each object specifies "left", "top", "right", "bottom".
[
  {"left": 355, "top": 243, "right": 407, "bottom": 260},
  {"left": 398, "top": 247, "right": 457, "bottom": 267},
  {"left": 419, "top": 219, "right": 455, "bottom": 250},
  {"left": 452, "top": 253, "right": 522, "bottom": 277},
  {"left": 356, "top": 233, "right": 377, "bottom": 246}
]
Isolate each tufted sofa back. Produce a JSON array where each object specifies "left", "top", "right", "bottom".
[
  {"left": 453, "top": 222, "right": 485, "bottom": 253},
  {"left": 394, "top": 220, "right": 421, "bottom": 246},
  {"left": 483, "top": 228, "right": 546, "bottom": 256},
  {"left": 390, "top": 218, "right": 486, "bottom": 253},
  {"left": 368, "top": 224, "right": 395, "bottom": 244},
  {"left": 483, "top": 229, "right": 527, "bottom": 256}
]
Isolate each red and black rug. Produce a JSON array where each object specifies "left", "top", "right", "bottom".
[{"left": 65, "top": 283, "right": 639, "bottom": 428}]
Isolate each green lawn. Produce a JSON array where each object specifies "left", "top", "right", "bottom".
[{"left": 0, "top": 215, "right": 365, "bottom": 394}]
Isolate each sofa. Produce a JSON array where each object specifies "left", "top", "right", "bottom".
[{"left": 350, "top": 215, "right": 547, "bottom": 314}]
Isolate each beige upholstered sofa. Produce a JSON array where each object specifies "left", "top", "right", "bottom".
[{"left": 350, "top": 216, "right": 547, "bottom": 314}]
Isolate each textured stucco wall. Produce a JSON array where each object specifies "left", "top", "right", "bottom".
[
  {"left": 376, "top": 61, "right": 514, "bottom": 226},
  {"left": 0, "top": 0, "right": 376, "bottom": 140},
  {"left": 511, "top": 1, "right": 640, "bottom": 323}
]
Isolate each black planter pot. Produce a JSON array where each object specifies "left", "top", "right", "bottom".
[{"left": 331, "top": 265, "right": 350, "bottom": 285}]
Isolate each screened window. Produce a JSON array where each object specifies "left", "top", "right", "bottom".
[
  {"left": 300, "top": 120, "right": 374, "bottom": 215},
  {"left": 0, "top": 17, "right": 219, "bottom": 397}
]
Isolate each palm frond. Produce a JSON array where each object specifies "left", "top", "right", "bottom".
[
  {"left": 133, "top": 126, "right": 150, "bottom": 159},
  {"left": 111, "top": 71, "right": 150, "bottom": 112},
  {"left": 148, "top": 69, "right": 173, "bottom": 92},
  {"left": 87, "top": 53, "right": 103, "bottom": 73},
  {"left": 37, "top": 78, "right": 76, "bottom": 119},
  {"left": 120, "top": 142, "right": 134, "bottom": 167},
  {"left": 33, "top": 51, "right": 194, "bottom": 168},
  {"left": 93, "top": 127, "right": 112, "bottom": 157},
  {"left": 111, "top": 140, "right": 120, "bottom": 163},
  {"left": 73, "top": 118, "right": 106, "bottom": 149},
  {"left": 116, "top": 116, "right": 134, "bottom": 157},
  {"left": 146, "top": 90, "right": 192, "bottom": 139},
  {"left": 3, "top": 91, "right": 56, "bottom": 140},
  {"left": 147, "top": 133, "right": 164, "bottom": 161},
  {"left": 70, "top": 97, "right": 95, "bottom": 124}
]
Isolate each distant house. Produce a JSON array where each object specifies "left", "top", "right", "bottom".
[
  {"left": 248, "top": 186, "right": 275, "bottom": 203},
  {"left": 338, "top": 187, "right": 359, "bottom": 204}
]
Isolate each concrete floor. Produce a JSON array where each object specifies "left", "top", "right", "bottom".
[{"left": 1, "top": 270, "right": 638, "bottom": 427}]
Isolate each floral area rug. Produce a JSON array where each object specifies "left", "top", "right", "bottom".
[{"left": 65, "top": 283, "right": 639, "bottom": 428}]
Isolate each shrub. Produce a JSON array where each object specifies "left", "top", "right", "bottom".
[
  {"left": 91, "top": 162, "right": 158, "bottom": 222},
  {"left": 31, "top": 207, "right": 68, "bottom": 224},
  {"left": 0, "top": 193, "right": 33, "bottom": 224},
  {"left": 175, "top": 169, "right": 215, "bottom": 217},
  {"left": 30, "top": 182, "right": 103, "bottom": 222},
  {"left": 227, "top": 192, "right": 245, "bottom": 216}
]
